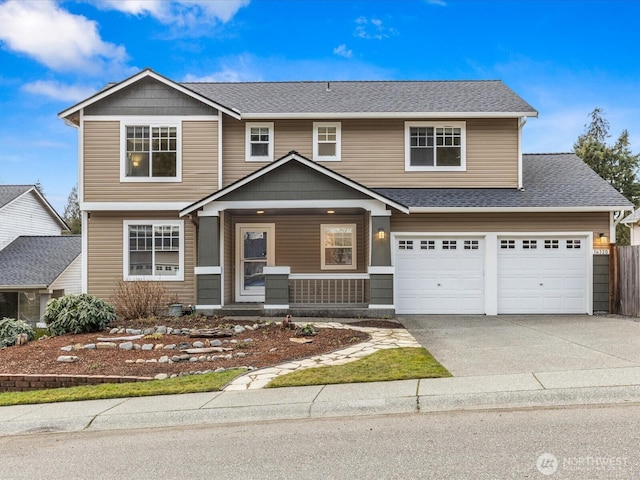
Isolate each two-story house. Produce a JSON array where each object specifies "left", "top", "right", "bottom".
[
  {"left": 0, "top": 185, "right": 81, "bottom": 323},
  {"left": 58, "top": 69, "right": 631, "bottom": 318}
]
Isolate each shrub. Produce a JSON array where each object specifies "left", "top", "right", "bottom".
[
  {"left": 110, "top": 280, "right": 180, "bottom": 320},
  {"left": 0, "top": 317, "right": 36, "bottom": 348},
  {"left": 44, "top": 294, "right": 116, "bottom": 335}
]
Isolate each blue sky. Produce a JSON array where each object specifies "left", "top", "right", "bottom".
[{"left": 1, "top": 0, "right": 639, "bottom": 213}]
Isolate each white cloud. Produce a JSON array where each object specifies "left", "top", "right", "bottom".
[
  {"left": 93, "top": 0, "right": 250, "bottom": 26},
  {"left": 182, "top": 56, "right": 263, "bottom": 82},
  {"left": 354, "top": 16, "right": 398, "bottom": 40},
  {"left": 0, "top": 0, "right": 127, "bottom": 74},
  {"left": 333, "top": 44, "right": 353, "bottom": 59},
  {"left": 426, "top": 0, "right": 447, "bottom": 6},
  {"left": 22, "top": 80, "right": 98, "bottom": 103}
]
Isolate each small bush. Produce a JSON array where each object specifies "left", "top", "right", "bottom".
[
  {"left": 110, "top": 280, "right": 180, "bottom": 320},
  {"left": 44, "top": 294, "right": 116, "bottom": 335},
  {"left": 0, "top": 317, "right": 36, "bottom": 348}
]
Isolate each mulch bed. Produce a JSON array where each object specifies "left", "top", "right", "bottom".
[{"left": 0, "top": 317, "right": 401, "bottom": 378}]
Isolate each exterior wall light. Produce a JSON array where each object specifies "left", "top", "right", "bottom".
[
  {"left": 377, "top": 228, "right": 386, "bottom": 240},
  {"left": 599, "top": 232, "right": 608, "bottom": 244}
]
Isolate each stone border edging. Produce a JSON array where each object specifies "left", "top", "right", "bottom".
[{"left": 0, "top": 374, "right": 152, "bottom": 392}]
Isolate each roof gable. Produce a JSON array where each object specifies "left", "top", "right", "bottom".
[
  {"left": 58, "top": 69, "right": 241, "bottom": 124},
  {"left": 0, "top": 185, "right": 69, "bottom": 231},
  {"left": 0, "top": 185, "right": 31, "bottom": 209},
  {"left": 180, "top": 152, "right": 408, "bottom": 215}
]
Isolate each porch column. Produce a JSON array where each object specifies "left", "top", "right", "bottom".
[
  {"left": 195, "top": 215, "right": 222, "bottom": 313},
  {"left": 264, "top": 266, "right": 290, "bottom": 310},
  {"left": 369, "top": 215, "right": 394, "bottom": 310}
]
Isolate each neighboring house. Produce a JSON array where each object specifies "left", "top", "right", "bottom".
[
  {"left": 0, "top": 236, "right": 82, "bottom": 324},
  {"left": 0, "top": 185, "right": 66, "bottom": 250},
  {"left": 621, "top": 210, "right": 640, "bottom": 245},
  {"left": 58, "top": 69, "right": 632, "bottom": 317},
  {"left": 0, "top": 185, "right": 82, "bottom": 325}
]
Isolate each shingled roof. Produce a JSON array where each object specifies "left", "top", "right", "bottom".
[
  {"left": 0, "top": 236, "right": 81, "bottom": 288},
  {"left": 183, "top": 79, "right": 537, "bottom": 116},
  {"left": 374, "top": 153, "right": 632, "bottom": 210},
  {"left": 0, "top": 185, "right": 32, "bottom": 209}
]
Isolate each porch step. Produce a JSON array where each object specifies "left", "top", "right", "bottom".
[{"left": 219, "top": 304, "right": 264, "bottom": 317}]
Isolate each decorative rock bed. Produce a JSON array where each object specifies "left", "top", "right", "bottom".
[{"left": 56, "top": 323, "right": 266, "bottom": 381}]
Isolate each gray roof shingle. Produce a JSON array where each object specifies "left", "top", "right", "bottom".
[
  {"left": 0, "top": 236, "right": 81, "bottom": 288},
  {"left": 374, "top": 153, "right": 632, "bottom": 209},
  {"left": 183, "top": 80, "right": 537, "bottom": 115},
  {"left": 0, "top": 185, "right": 32, "bottom": 209}
]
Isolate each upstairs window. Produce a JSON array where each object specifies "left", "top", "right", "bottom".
[
  {"left": 246, "top": 122, "right": 274, "bottom": 162},
  {"left": 121, "top": 121, "right": 181, "bottom": 182},
  {"left": 313, "top": 122, "right": 341, "bottom": 161},
  {"left": 405, "top": 121, "right": 466, "bottom": 171}
]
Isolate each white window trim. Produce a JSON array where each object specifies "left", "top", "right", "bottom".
[
  {"left": 123, "top": 219, "right": 185, "bottom": 281},
  {"left": 321, "top": 223, "right": 357, "bottom": 271},
  {"left": 313, "top": 122, "right": 341, "bottom": 162},
  {"left": 120, "top": 118, "right": 182, "bottom": 182},
  {"left": 404, "top": 121, "right": 466, "bottom": 172},
  {"left": 245, "top": 122, "right": 274, "bottom": 162}
]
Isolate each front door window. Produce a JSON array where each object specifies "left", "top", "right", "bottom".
[{"left": 236, "top": 224, "right": 275, "bottom": 302}]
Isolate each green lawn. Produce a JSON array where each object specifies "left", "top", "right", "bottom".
[
  {"left": 267, "top": 347, "right": 450, "bottom": 388},
  {"left": 0, "top": 369, "right": 243, "bottom": 406}
]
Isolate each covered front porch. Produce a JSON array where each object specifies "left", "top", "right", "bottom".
[{"left": 180, "top": 152, "right": 407, "bottom": 316}]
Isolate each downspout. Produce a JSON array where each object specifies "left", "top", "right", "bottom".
[
  {"left": 218, "top": 113, "right": 223, "bottom": 191},
  {"left": 517, "top": 117, "right": 527, "bottom": 190}
]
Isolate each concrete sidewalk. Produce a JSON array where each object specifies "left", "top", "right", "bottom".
[
  {"left": 3, "top": 314, "right": 640, "bottom": 437},
  {"left": 3, "top": 368, "right": 640, "bottom": 437}
]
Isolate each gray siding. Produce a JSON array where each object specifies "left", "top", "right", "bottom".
[
  {"left": 593, "top": 255, "right": 609, "bottom": 312},
  {"left": 370, "top": 274, "right": 393, "bottom": 305},
  {"left": 198, "top": 217, "right": 220, "bottom": 266},
  {"left": 221, "top": 161, "right": 370, "bottom": 202},
  {"left": 265, "top": 274, "right": 290, "bottom": 305},
  {"left": 197, "top": 274, "right": 222, "bottom": 305},
  {"left": 85, "top": 77, "right": 218, "bottom": 116},
  {"left": 370, "top": 216, "right": 391, "bottom": 266}
]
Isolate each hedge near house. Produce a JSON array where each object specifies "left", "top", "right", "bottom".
[
  {"left": 44, "top": 294, "right": 116, "bottom": 336},
  {"left": 0, "top": 317, "right": 35, "bottom": 348}
]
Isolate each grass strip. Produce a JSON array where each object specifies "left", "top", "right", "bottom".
[
  {"left": 267, "top": 347, "right": 450, "bottom": 388},
  {"left": 0, "top": 369, "right": 244, "bottom": 406}
]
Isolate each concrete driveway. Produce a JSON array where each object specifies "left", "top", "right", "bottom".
[{"left": 399, "top": 315, "right": 640, "bottom": 376}]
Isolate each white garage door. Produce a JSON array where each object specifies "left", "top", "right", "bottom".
[
  {"left": 395, "top": 237, "right": 485, "bottom": 314},
  {"left": 498, "top": 237, "right": 588, "bottom": 314}
]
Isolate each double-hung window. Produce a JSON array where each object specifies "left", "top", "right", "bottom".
[
  {"left": 246, "top": 122, "right": 274, "bottom": 161},
  {"left": 321, "top": 224, "right": 356, "bottom": 270},
  {"left": 405, "top": 121, "right": 466, "bottom": 171},
  {"left": 313, "top": 122, "right": 341, "bottom": 161},
  {"left": 124, "top": 220, "right": 184, "bottom": 281},
  {"left": 122, "top": 120, "right": 181, "bottom": 181}
]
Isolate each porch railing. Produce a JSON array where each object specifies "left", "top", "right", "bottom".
[{"left": 288, "top": 274, "right": 369, "bottom": 306}]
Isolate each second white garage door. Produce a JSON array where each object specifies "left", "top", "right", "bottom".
[
  {"left": 498, "top": 237, "right": 588, "bottom": 314},
  {"left": 395, "top": 237, "right": 485, "bottom": 314}
]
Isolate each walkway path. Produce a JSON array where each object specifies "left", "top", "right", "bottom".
[{"left": 224, "top": 322, "right": 422, "bottom": 391}]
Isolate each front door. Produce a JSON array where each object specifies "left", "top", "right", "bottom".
[{"left": 236, "top": 224, "right": 275, "bottom": 302}]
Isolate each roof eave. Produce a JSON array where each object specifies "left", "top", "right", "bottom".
[
  {"left": 240, "top": 111, "right": 538, "bottom": 120},
  {"left": 0, "top": 284, "right": 49, "bottom": 290},
  {"left": 409, "top": 206, "right": 632, "bottom": 213}
]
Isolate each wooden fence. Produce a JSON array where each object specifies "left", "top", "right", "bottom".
[{"left": 617, "top": 245, "right": 640, "bottom": 317}]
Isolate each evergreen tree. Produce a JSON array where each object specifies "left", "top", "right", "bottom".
[
  {"left": 574, "top": 108, "right": 640, "bottom": 245},
  {"left": 63, "top": 184, "right": 81, "bottom": 235}
]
